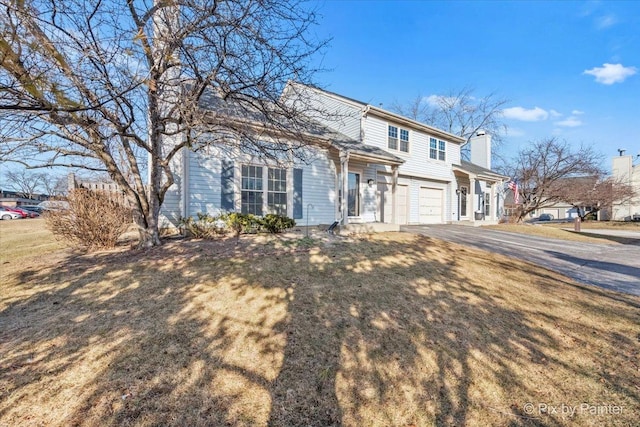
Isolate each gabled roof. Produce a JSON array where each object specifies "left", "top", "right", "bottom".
[
  {"left": 454, "top": 160, "right": 508, "bottom": 181},
  {"left": 285, "top": 81, "right": 467, "bottom": 144},
  {"left": 196, "top": 85, "right": 404, "bottom": 166},
  {"left": 325, "top": 130, "right": 404, "bottom": 165}
]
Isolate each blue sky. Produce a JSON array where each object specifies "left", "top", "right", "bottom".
[{"left": 309, "top": 0, "right": 640, "bottom": 170}]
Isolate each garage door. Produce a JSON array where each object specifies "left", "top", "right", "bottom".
[
  {"left": 419, "top": 187, "right": 443, "bottom": 224},
  {"left": 378, "top": 183, "right": 408, "bottom": 224},
  {"left": 396, "top": 185, "right": 408, "bottom": 225}
]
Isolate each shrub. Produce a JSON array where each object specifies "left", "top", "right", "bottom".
[
  {"left": 260, "top": 214, "right": 296, "bottom": 233},
  {"left": 221, "top": 212, "right": 259, "bottom": 239},
  {"left": 178, "top": 213, "right": 226, "bottom": 238},
  {"left": 44, "top": 189, "right": 132, "bottom": 250}
]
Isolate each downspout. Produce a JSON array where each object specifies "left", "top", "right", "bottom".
[{"left": 182, "top": 145, "right": 189, "bottom": 219}]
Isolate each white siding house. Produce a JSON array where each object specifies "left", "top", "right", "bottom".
[
  {"left": 160, "top": 82, "right": 508, "bottom": 230},
  {"left": 612, "top": 154, "right": 640, "bottom": 221}
]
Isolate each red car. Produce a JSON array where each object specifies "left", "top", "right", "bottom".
[{"left": 0, "top": 206, "right": 37, "bottom": 218}]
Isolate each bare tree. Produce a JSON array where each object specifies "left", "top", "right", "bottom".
[
  {"left": 391, "top": 87, "right": 509, "bottom": 159},
  {"left": 553, "top": 176, "right": 636, "bottom": 220},
  {"left": 0, "top": 0, "right": 327, "bottom": 247},
  {"left": 502, "top": 138, "right": 605, "bottom": 222},
  {"left": 3, "top": 169, "right": 46, "bottom": 199},
  {"left": 41, "top": 173, "right": 68, "bottom": 197}
]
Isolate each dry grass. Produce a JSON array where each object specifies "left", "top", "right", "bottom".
[
  {"left": 545, "top": 221, "right": 640, "bottom": 231},
  {"left": 485, "top": 223, "right": 639, "bottom": 244},
  {"left": 1, "top": 221, "right": 639, "bottom": 426},
  {"left": 0, "top": 218, "right": 67, "bottom": 264}
]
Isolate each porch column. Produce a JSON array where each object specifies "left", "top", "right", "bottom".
[
  {"left": 490, "top": 182, "right": 495, "bottom": 220},
  {"left": 469, "top": 177, "right": 476, "bottom": 221},
  {"left": 392, "top": 165, "right": 398, "bottom": 225},
  {"left": 340, "top": 151, "right": 349, "bottom": 225}
]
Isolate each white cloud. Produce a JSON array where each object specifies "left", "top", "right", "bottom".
[
  {"left": 549, "top": 109, "right": 563, "bottom": 118},
  {"left": 583, "top": 63, "right": 637, "bottom": 84},
  {"left": 502, "top": 106, "right": 549, "bottom": 122},
  {"left": 555, "top": 117, "right": 583, "bottom": 128},
  {"left": 571, "top": 110, "right": 585, "bottom": 115},
  {"left": 596, "top": 14, "right": 617, "bottom": 29}
]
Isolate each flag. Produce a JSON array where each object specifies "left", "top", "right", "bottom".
[{"left": 508, "top": 180, "right": 520, "bottom": 204}]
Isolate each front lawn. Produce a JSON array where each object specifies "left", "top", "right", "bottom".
[{"left": 1, "top": 222, "right": 638, "bottom": 426}]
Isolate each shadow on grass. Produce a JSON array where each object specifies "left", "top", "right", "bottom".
[
  {"left": 1, "top": 234, "right": 639, "bottom": 426},
  {"left": 564, "top": 230, "right": 640, "bottom": 246}
]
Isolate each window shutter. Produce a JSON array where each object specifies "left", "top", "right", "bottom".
[
  {"left": 220, "top": 160, "right": 235, "bottom": 211},
  {"left": 293, "top": 168, "right": 303, "bottom": 219}
]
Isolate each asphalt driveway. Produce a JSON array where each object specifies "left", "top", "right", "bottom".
[{"left": 402, "top": 225, "right": 640, "bottom": 296}]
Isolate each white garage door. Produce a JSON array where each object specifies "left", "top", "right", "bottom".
[
  {"left": 419, "top": 187, "right": 443, "bottom": 224},
  {"left": 378, "top": 183, "right": 408, "bottom": 224},
  {"left": 396, "top": 185, "right": 409, "bottom": 225}
]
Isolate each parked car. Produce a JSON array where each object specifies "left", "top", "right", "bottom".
[
  {"left": 0, "top": 205, "right": 28, "bottom": 218},
  {"left": 0, "top": 207, "right": 22, "bottom": 220},
  {"left": 538, "top": 213, "right": 553, "bottom": 221},
  {"left": 23, "top": 206, "right": 44, "bottom": 215},
  {"left": 11, "top": 206, "right": 39, "bottom": 218},
  {"left": 38, "top": 200, "right": 70, "bottom": 211}
]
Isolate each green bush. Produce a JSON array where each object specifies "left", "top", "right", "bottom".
[
  {"left": 178, "top": 213, "right": 226, "bottom": 238},
  {"left": 180, "top": 212, "right": 296, "bottom": 240},
  {"left": 221, "top": 212, "right": 260, "bottom": 238},
  {"left": 260, "top": 214, "right": 296, "bottom": 233}
]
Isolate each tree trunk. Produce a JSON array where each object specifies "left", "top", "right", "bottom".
[
  {"left": 133, "top": 189, "right": 163, "bottom": 248},
  {"left": 138, "top": 225, "right": 162, "bottom": 248}
]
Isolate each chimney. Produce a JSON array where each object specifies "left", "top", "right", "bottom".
[
  {"left": 470, "top": 131, "right": 491, "bottom": 170},
  {"left": 612, "top": 154, "right": 632, "bottom": 183}
]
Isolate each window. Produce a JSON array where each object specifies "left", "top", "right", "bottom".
[
  {"left": 241, "top": 165, "right": 263, "bottom": 215},
  {"left": 347, "top": 172, "right": 360, "bottom": 216},
  {"left": 400, "top": 129, "right": 409, "bottom": 152},
  {"left": 268, "top": 168, "right": 287, "bottom": 215},
  {"left": 430, "top": 137, "right": 446, "bottom": 161},
  {"left": 388, "top": 125, "right": 409, "bottom": 152},
  {"left": 460, "top": 186, "right": 468, "bottom": 217},
  {"left": 388, "top": 126, "right": 398, "bottom": 150},
  {"left": 241, "top": 165, "right": 290, "bottom": 216},
  {"left": 484, "top": 192, "right": 491, "bottom": 216}
]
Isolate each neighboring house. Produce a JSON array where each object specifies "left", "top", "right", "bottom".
[
  {"left": 67, "top": 173, "right": 122, "bottom": 194},
  {"left": 160, "top": 83, "right": 508, "bottom": 230},
  {"left": 0, "top": 189, "right": 49, "bottom": 208},
  {"left": 533, "top": 176, "right": 601, "bottom": 221},
  {"left": 611, "top": 154, "right": 640, "bottom": 221}
]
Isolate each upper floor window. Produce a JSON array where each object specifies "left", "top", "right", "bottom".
[
  {"left": 388, "top": 125, "right": 398, "bottom": 150},
  {"left": 429, "top": 137, "right": 446, "bottom": 161},
  {"left": 400, "top": 129, "right": 409, "bottom": 152},
  {"left": 388, "top": 125, "right": 409, "bottom": 152}
]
